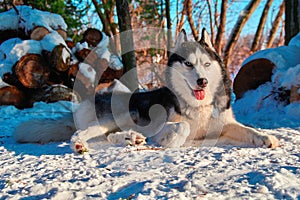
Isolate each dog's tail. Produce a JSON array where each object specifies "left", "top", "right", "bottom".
[{"left": 14, "top": 113, "right": 76, "bottom": 143}]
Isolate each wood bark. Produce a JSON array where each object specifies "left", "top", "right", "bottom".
[
  {"left": 251, "top": 0, "right": 274, "bottom": 52},
  {"left": 186, "top": 0, "right": 199, "bottom": 41},
  {"left": 285, "top": 0, "right": 300, "bottom": 44},
  {"left": 49, "top": 44, "right": 71, "bottom": 72},
  {"left": 176, "top": 2, "right": 186, "bottom": 38},
  {"left": 166, "top": 0, "right": 172, "bottom": 58},
  {"left": 214, "top": 0, "right": 227, "bottom": 55},
  {"left": 30, "top": 26, "right": 50, "bottom": 40},
  {"left": 116, "top": 0, "right": 138, "bottom": 91},
  {"left": 91, "top": 0, "right": 113, "bottom": 36},
  {"left": 223, "top": 0, "right": 262, "bottom": 68},
  {"left": 266, "top": 1, "right": 285, "bottom": 48},
  {"left": 0, "top": 86, "right": 28, "bottom": 108},
  {"left": 82, "top": 28, "right": 103, "bottom": 47},
  {"left": 102, "top": 0, "right": 118, "bottom": 36},
  {"left": 233, "top": 58, "right": 275, "bottom": 99},
  {"left": 13, "top": 54, "right": 49, "bottom": 88},
  {"left": 206, "top": 0, "right": 215, "bottom": 46},
  {"left": 0, "top": 29, "right": 28, "bottom": 44}
]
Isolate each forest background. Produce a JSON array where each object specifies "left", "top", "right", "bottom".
[{"left": 0, "top": 0, "right": 290, "bottom": 83}]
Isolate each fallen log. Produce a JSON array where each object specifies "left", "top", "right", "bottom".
[
  {"left": 75, "top": 48, "right": 98, "bottom": 65},
  {"left": 30, "top": 26, "right": 50, "bottom": 40},
  {"left": 290, "top": 86, "right": 300, "bottom": 103},
  {"left": 233, "top": 58, "right": 275, "bottom": 99},
  {"left": 56, "top": 28, "right": 67, "bottom": 41},
  {"left": 12, "top": 54, "right": 50, "bottom": 89},
  {"left": 82, "top": 28, "right": 103, "bottom": 47},
  {"left": 49, "top": 44, "right": 71, "bottom": 72},
  {"left": 0, "top": 29, "right": 28, "bottom": 44},
  {"left": 0, "top": 86, "right": 33, "bottom": 108}
]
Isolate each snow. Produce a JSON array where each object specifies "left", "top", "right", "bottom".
[
  {"left": 0, "top": 77, "right": 300, "bottom": 199},
  {"left": 40, "top": 31, "right": 68, "bottom": 52},
  {"left": 0, "top": 5, "right": 67, "bottom": 32},
  {"left": 233, "top": 82, "right": 300, "bottom": 128},
  {"left": 0, "top": 31, "right": 69, "bottom": 77},
  {"left": 0, "top": 6, "right": 299, "bottom": 200},
  {"left": 0, "top": 103, "right": 299, "bottom": 199},
  {"left": 78, "top": 63, "right": 96, "bottom": 87},
  {"left": 72, "top": 34, "right": 124, "bottom": 71},
  {"left": 288, "top": 32, "right": 300, "bottom": 48}
]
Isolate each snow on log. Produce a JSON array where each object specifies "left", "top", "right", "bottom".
[
  {"left": 234, "top": 32, "right": 300, "bottom": 103},
  {"left": 0, "top": 5, "right": 67, "bottom": 36},
  {"left": 13, "top": 54, "right": 49, "bottom": 88}
]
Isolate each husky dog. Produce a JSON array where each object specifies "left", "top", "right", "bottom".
[{"left": 14, "top": 29, "right": 279, "bottom": 153}]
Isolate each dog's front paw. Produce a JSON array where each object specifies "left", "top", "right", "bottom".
[
  {"left": 153, "top": 121, "right": 190, "bottom": 148},
  {"left": 107, "top": 130, "right": 146, "bottom": 146},
  {"left": 254, "top": 134, "right": 279, "bottom": 148},
  {"left": 263, "top": 135, "right": 279, "bottom": 148},
  {"left": 70, "top": 132, "right": 89, "bottom": 154}
]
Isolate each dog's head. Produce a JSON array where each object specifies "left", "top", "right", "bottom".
[{"left": 166, "top": 29, "right": 231, "bottom": 109}]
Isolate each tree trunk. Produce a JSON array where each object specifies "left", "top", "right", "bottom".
[
  {"left": 266, "top": 1, "right": 285, "bottom": 48},
  {"left": 91, "top": 0, "right": 112, "bottom": 36},
  {"left": 285, "top": 0, "right": 300, "bottom": 44},
  {"left": 186, "top": 0, "right": 199, "bottom": 41},
  {"left": 166, "top": 0, "right": 172, "bottom": 58},
  {"left": 116, "top": 0, "right": 138, "bottom": 91},
  {"left": 215, "top": 0, "right": 227, "bottom": 55},
  {"left": 223, "top": 0, "right": 261, "bottom": 69},
  {"left": 251, "top": 0, "right": 274, "bottom": 52},
  {"left": 102, "top": 0, "right": 118, "bottom": 36},
  {"left": 206, "top": 0, "right": 215, "bottom": 46},
  {"left": 176, "top": 1, "right": 186, "bottom": 38}
]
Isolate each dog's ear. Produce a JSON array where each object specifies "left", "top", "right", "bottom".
[
  {"left": 174, "top": 29, "right": 188, "bottom": 50},
  {"left": 200, "top": 28, "right": 215, "bottom": 50}
]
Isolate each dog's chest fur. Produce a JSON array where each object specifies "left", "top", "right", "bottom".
[{"left": 178, "top": 103, "right": 214, "bottom": 140}]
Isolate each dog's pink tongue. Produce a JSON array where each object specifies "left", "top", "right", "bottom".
[{"left": 194, "top": 90, "right": 205, "bottom": 100}]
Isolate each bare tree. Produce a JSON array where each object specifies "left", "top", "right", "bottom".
[
  {"left": 266, "top": 1, "right": 285, "bottom": 48},
  {"left": 206, "top": 0, "right": 215, "bottom": 45},
  {"left": 214, "top": 0, "right": 228, "bottom": 55},
  {"left": 285, "top": 0, "right": 300, "bottom": 44},
  {"left": 251, "top": 0, "right": 274, "bottom": 52},
  {"left": 91, "top": 0, "right": 112, "bottom": 36},
  {"left": 166, "top": 0, "right": 172, "bottom": 58},
  {"left": 116, "top": 0, "right": 138, "bottom": 90},
  {"left": 186, "top": 0, "right": 199, "bottom": 41},
  {"left": 223, "top": 0, "right": 262, "bottom": 68},
  {"left": 176, "top": 1, "right": 186, "bottom": 37},
  {"left": 102, "top": 0, "right": 118, "bottom": 36}
]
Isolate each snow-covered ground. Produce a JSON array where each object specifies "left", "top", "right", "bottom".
[
  {"left": 0, "top": 5, "right": 299, "bottom": 199},
  {"left": 0, "top": 98, "right": 299, "bottom": 199},
  {"left": 1, "top": 38, "right": 300, "bottom": 199}
]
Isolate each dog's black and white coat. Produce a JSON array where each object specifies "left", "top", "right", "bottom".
[{"left": 14, "top": 29, "right": 279, "bottom": 153}]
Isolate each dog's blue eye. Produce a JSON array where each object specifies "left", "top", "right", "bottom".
[
  {"left": 204, "top": 62, "right": 211, "bottom": 67},
  {"left": 184, "top": 61, "right": 193, "bottom": 67}
]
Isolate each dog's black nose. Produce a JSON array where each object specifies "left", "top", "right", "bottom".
[{"left": 197, "top": 78, "right": 208, "bottom": 87}]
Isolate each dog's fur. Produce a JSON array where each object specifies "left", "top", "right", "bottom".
[{"left": 14, "top": 29, "right": 279, "bottom": 153}]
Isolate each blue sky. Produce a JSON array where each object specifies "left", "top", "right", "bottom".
[{"left": 82, "top": 0, "right": 284, "bottom": 38}]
